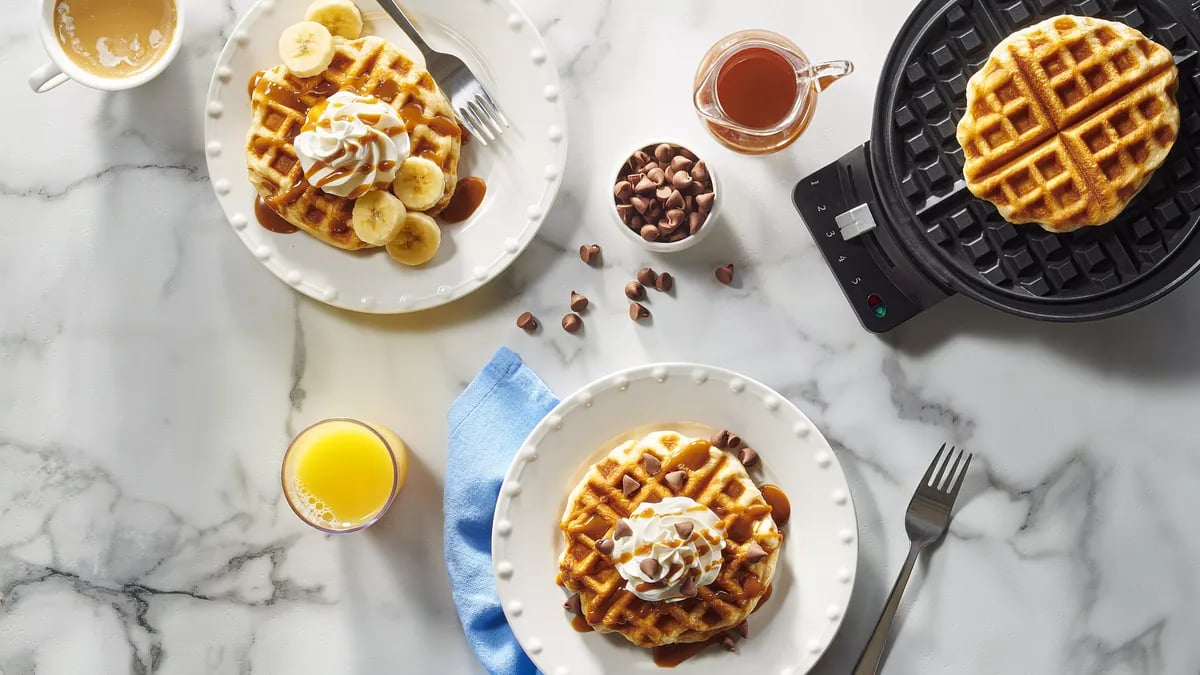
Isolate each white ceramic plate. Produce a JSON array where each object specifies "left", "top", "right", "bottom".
[
  {"left": 203, "top": 0, "right": 566, "bottom": 313},
  {"left": 493, "top": 364, "right": 859, "bottom": 675}
]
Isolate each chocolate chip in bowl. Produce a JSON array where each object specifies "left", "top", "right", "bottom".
[{"left": 611, "top": 141, "right": 720, "bottom": 252}]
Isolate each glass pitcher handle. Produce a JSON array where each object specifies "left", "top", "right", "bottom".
[{"left": 810, "top": 60, "right": 854, "bottom": 92}]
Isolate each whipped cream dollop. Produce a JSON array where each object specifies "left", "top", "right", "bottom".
[
  {"left": 294, "top": 91, "right": 410, "bottom": 199},
  {"left": 611, "top": 496, "right": 727, "bottom": 602}
]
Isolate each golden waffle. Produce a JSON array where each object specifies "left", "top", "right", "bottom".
[
  {"left": 557, "top": 431, "right": 782, "bottom": 648},
  {"left": 246, "top": 35, "right": 462, "bottom": 250},
  {"left": 957, "top": 16, "right": 1178, "bottom": 233}
]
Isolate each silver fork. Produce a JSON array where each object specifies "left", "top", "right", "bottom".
[
  {"left": 852, "top": 444, "right": 973, "bottom": 675},
  {"left": 377, "top": 0, "right": 510, "bottom": 145}
]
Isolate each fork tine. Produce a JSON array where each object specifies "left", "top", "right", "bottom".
[
  {"left": 479, "top": 89, "right": 510, "bottom": 128},
  {"left": 469, "top": 99, "right": 503, "bottom": 138},
  {"left": 931, "top": 444, "right": 955, "bottom": 488},
  {"left": 458, "top": 114, "right": 487, "bottom": 147},
  {"left": 949, "top": 453, "right": 972, "bottom": 499},
  {"left": 941, "top": 449, "right": 964, "bottom": 492},
  {"left": 462, "top": 106, "right": 495, "bottom": 142},
  {"left": 922, "top": 443, "right": 946, "bottom": 486}
]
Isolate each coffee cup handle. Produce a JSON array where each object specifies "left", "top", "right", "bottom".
[{"left": 29, "top": 62, "right": 70, "bottom": 93}]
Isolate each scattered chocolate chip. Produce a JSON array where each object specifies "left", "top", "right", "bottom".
[
  {"left": 569, "top": 291, "right": 589, "bottom": 312},
  {"left": 562, "top": 313, "right": 583, "bottom": 333},
  {"left": 746, "top": 542, "right": 768, "bottom": 563},
  {"left": 579, "top": 244, "right": 601, "bottom": 264},
  {"left": 711, "top": 430, "right": 731, "bottom": 448},
  {"left": 733, "top": 621, "right": 749, "bottom": 639},
  {"left": 726, "top": 433, "right": 742, "bottom": 449},
  {"left": 517, "top": 312, "right": 538, "bottom": 331},
  {"left": 665, "top": 470, "right": 686, "bottom": 491},
  {"left": 643, "top": 454, "right": 662, "bottom": 475},
  {"left": 640, "top": 224, "right": 660, "bottom": 241},
  {"left": 637, "top": 267, "right": 658, "bottom": 285},
  {"left": 614, "top": 519, "right": 633, "bottom": 539},
  {"left": 625, "top": 280, "right": 645, "bottom": 300},
  {"left": 674, "top": 522, "right": 694, "bottom": 539},
  {"left": 721, "top": 636, "right": 738, "bottom": 652},
  {"left": 654, "top": 272, "right": 674, "bottom": 292},
  {"left": 563, "top": 593, "right": 581, "bottom": 614},
  {"left": 716, "top": 263, "right": 735, "bottom": 285},
  {"left": 622, "top": 474, "right": 641, "bottom": 497},
  {"left": 630, "top": 302, "right": 650, "bottom": 321},
  {"left": 614, "top": 181, "right": 633, "bottom": 200},
  {"left": 595, "top": 538, "right": 614, "bottom": 555},
  {"left": 680, "top": 575, "right": 699, "bottom": 597},
  {"left": 738, "top": 447, "right": 759, "bottom": 468},
  {"left": 639, "top": 558, "right": 661, "bottom": 579}
]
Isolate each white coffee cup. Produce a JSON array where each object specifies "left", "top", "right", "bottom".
[{"left": 28, "top": 0, "right": 185, "bottom": 93}]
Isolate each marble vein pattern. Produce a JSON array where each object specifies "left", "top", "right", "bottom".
[{"left": 5, "top": 0, "right": 1200, "bottom": 673}]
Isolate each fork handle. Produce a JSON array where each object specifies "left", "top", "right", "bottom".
[
  {"left": 852, "top": 543, "right": 923, "bottom": 675},
  {"left": 377, "top": 0, "right": 434, "bottom": 55}
]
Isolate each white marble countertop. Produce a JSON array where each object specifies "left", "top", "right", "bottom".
[{"left": 6, "top": 0, "right": 1200, "bottom": 673}]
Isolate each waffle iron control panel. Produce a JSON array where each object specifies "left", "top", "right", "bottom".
[{"left": 793, "top": 143, "right": 950, "bottom": 333}]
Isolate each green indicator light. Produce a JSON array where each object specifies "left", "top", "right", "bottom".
[
  {"left": 867, "top": 293, "right": 886, "bottom": 318},
  {"left": 874, "top": 305, "right": 887, "bottom": 318}
]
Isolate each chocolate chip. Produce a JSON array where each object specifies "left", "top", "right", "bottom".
[
  {"left": 615, "top": 203, "right": 634, "bottom": 222},
  {"left": 665, "top": 470, "right": 686, "bottom": 491},
  {"left": 669, "top": 156, "right": 694, "bottom": 173},
  {"left": 655, "top": 185, "right": 673, "bottom": 200},
  {"left": 562, "top": 313, "right": 582, "bottom": 333},
  {"left": 641, "top": 161, "right": 659, "bottom": 173},
  {"left": 637, "top": 267, "right": 658, "bottom": 285},
  {"left": 654, "top": 143, "right": 673, "bottom": 163},
  {"left": 665, "top": 209, "right": 685, "bottom": 229},
  {"left": 624, "top": 281, "right": 644, "bottom": 301},
  {"left": 666, "top": 228, "right": 688, "bottom": 242},
  {"left": 687, "top": 212, "right": 706, "bottom": 235},
  {"left": 634, "top": 176, "right": 657, "bottom": 194},
  {"left": 626, "top": 172, "right": 645, "bottom": 186},
  {"left": 614, "top": 519, "right": 632, "bottom": 539},
  {"left": 746, "top": 542, "right": 768, "bottom": 563},
  {"left": 738, "top": 447, "right": 759, "bottom": 468},
  {"left": 595, "top": 538, "right": 614, "bottom": 555},
  {"left": 658, "top": 219, "right": 679, "bottom": 236},
  {"left": 711, "top": 429, "right": 731, "bottom": 448},
  {"left": 629, "top": 302, "right": 650, "bottom": 321},
  {"left": 733, "top": 621, "right": 749, "bottom": 639},
  {"left": 622, "top": 474, "right": 641, "bottom": 496},
  {"left": 716, "top": 263, "right": 735, "bottom": 285},
  {"left": 646, "top": 203, "right": 663, "bottom": 221},
  {"left": 643, "top": 454, "right": 661, "bottom": 475},
  {"left": 670, "top": 171, "right": 692, "bottom": 191},
  {"left": 721, "top": 636, "right": 738, "bottom": 652},
  {"left": 579, "top": 244, "right": 601, "bottom": 264},
  {"left": 569, "top": 291, "right": 589, "bottom": 312},
  {"left": 517, "top": 312, "right": 538, "bottom": 331},
  {"left": 696, "top": 192, "right": 715, "bottom": 213},
  {"left": 632, "top": 150, "right": 652, "bottom": 167},
  {"left": 680, "top": 575, "right": 699, "bottom": 597},
  {"left": 630, "top": 214, "right": 645, "bottom": 230},
  {"left": 688, "top": 180, "right": 705, "bottom": 196},
  {"left": 674, "top": 522, "right": 694, "bottom": 538},
  {"left": 640, "top": 224, "right": 660, "bottom": 242},
  {"left": 666, "top": 190, "right": 685, "bottom": 210},
  {"left": 654, "top": 272, "right": 673, "bottom": 292},
  {"left": 631, "top": 196, "right": 650, "bottom": 214},
  {"left": 646, "top": 167, "right": 666, "bottom": 186},
  {"left": 639, "top": 558, "right": 661, "bottom": 579},
  {"left": 614, "top": 181, "right": 633, "bottom": 200},
  {"left": 726, "top": 433, "right": 742, "bottom": 449},
  {"left": 692, "top": 160, "right": 709, "bottom": 182},
  {"left": 563, "top": 593, "right": 582, "bottom": 614}
]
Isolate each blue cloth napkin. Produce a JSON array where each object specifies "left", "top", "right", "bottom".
[{"left": 446, "top": 347, "right": 559, "bottom": 675}]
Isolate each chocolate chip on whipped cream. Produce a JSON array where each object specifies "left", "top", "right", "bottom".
[
  {"left": 674, "top": 521, "right": 694, "bottom": 538},
  {"left": 639, "top": 558, "right": 661, "bottom": 579},
  {"left": 614, "top": 519, "right": 633, "bottom": 539},
  {"left": 294, "top": 91, "right": 409, "bottom": 199}
]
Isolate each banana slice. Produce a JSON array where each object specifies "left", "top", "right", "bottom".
[
  {"left": 386, "top": 212, "right": 442, "bottom": 266},
  {"left": 351, "top": 190, "right": 406, "bottom": 246},
  {"left": 278, "top": 21, "right": 335, "bottom": 78},
  {"left": 392, "top": 157, "right": 447, "bottom": 212},
  {"left": 304, "top": 0, "right": 364, "bottom": 40}
]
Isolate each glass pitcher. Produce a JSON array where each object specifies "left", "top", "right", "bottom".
[{"left": 693, "top": 30, "right": 853, "bottom": 155}]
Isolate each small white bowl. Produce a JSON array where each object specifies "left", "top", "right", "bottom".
[{"left": 610, "top": 140, "right": 722, "bottom": 253}]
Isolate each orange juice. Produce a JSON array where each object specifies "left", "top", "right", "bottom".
[{"left": 282, "top": 419, "right": 408, "bottom": 532}]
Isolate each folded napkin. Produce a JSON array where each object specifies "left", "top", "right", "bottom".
[{"left": 446, "top": 347, "right": 559, "bottom": 675}]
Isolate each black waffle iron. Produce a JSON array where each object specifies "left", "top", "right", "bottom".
[{"left": 794, "top": 0, "right": 1200, "bottom": 332}]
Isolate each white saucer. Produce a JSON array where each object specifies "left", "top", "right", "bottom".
[
  {"left": 203, "top": 0, "right": 566, "bottom": 313},
  {"left": 493, "top": 364, "right": 859, "bottom": 674}
]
